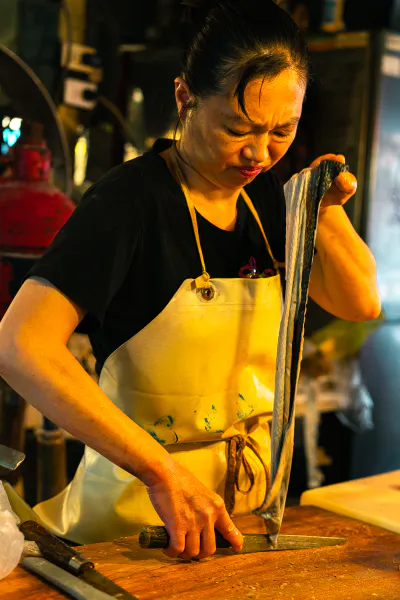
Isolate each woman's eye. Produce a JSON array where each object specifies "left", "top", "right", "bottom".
[
  {"left": 226, "top": 128, "right": 249, "bottom": 137},
  {"left": 274, "top": 131, "right": 292, "bottom": 139}
]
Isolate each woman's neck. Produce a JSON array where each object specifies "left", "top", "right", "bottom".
[
  {"left": 161, "top": 146, "right": 242, "bottom": 232},
  {"left": 163, "top": 145, "right": 241, "bottom": 204}
]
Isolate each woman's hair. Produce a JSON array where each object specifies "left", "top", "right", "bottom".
[{"left": 180, "top": 0, "right": 309, "bottom": 117}]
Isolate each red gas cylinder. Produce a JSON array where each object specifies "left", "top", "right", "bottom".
[{"left": 0, "top": 123, "right": 75, "bottom": 319}]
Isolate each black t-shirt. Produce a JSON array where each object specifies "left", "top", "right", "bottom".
[{"left": 28, "top": 139, "right": 286, "bottom": 374}]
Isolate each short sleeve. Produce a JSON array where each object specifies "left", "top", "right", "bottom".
[{"left": 27, "top": 180, "right": 142, "bottom": 325}]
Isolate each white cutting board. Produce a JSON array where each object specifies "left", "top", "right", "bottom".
[{"left": 300, "top": 470, "right": 400, "bottom": 534}]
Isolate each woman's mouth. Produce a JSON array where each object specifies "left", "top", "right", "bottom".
[{"left": 237, "top": 167, "right": 263, "bottom": 179}]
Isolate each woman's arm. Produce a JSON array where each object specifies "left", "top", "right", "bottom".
[
  {"left": 308, "top": 154, "right": 381, "bottom": 322},
  {"left": 0, "top": 278, "right": 242, "bottom": 558},
  {"left": 0, "top": 278, "right": 171, "bottom": 481}
]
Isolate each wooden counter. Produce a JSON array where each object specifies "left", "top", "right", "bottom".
[{"left": 1, "top": 506, "right": 399, "bottom": 600}]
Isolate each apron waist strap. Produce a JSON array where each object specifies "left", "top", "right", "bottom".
[{"left": 224, "top": 434, "right": 270, "bottom": 515}]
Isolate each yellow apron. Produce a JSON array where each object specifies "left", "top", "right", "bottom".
[{"left": 35, "top": 177, "right": 284, "bottom": 544}]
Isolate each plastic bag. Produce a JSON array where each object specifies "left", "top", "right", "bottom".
[
  {"left": 309, "top": 315, "right": 382, "bottom": 433},
  {"left": 0, "top": 482, "right": 24, "bottom": 580},
  {"left": 336, "top": 359, "right": 374, "bottom": 433}
]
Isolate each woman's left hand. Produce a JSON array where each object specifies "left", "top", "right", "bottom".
[{"left": 310, "top": 154, "right": 358, "bottom": 210}]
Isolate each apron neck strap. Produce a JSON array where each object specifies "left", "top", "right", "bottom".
[
  {"left": 168, "top": 148, "right": 211, "bottom": 290},
  {"left": 240, "top": 189, "right": 285, "bottom": 271}
]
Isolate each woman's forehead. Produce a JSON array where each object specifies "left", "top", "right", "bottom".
[{"left": 209, "top": 72, "right": 305, "bottom": 125}]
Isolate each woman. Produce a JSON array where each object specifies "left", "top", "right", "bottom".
[{"left": 0, "top": 0, "right": 380, "bottom": 557}]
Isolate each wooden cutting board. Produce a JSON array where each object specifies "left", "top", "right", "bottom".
[
  {"left": 1, "top": 506, "right": 400, "bottom": 600},
  {"left": 301, "top": 470, "right": 400, "bottom": 533}
]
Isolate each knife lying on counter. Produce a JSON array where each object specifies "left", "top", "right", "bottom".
[
  {"left": 19, "top": 520, "right": 138, "bottom": 600},
  {"left": 139, "top": 525, "right": 347, "bottom": 554},
  {"left": 22, "top": 557, "right": 124, "bottom": 600}
]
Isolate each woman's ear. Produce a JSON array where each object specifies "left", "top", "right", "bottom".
[{"left": 174, "top": 77, "right": 195, "bottom": 119}]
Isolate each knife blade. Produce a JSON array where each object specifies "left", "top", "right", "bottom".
[
  {"left": 22, "top": 557, "right": 117, "bottom": 600},
  {"left": 236, "top": 533, "right": 347, "bottom": 553},
  {"left": 0, "top": 443, "right": 25, "bottom": 477},
  {"left": 139, "top": 526, "right": 347, "bottom": 553},
  {"left": 19, "top": 521, "right": 138, "bottom": 600}
]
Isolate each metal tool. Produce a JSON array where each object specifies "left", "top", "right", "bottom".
[
  {"left": 139, "top": 526, "right": 347, "bottom": 553},
  {"left": 20, "top": 521, "right": 138, "bottom": 600},
  {"left": 0, "top": 443, "right": 25, "bottom": 478},
  {"left": 22, "top": 557, "right": 118, "bottom": 600}
]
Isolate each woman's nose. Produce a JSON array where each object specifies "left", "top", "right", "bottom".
[{"left": 241, "top": 137, "right": 269, "bottom": 164}]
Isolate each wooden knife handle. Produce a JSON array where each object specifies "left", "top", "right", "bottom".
[
  {"left": 139, "top": 525, "right": 232, "bottom": 549},
  {"left": 19, "top": 520, "right": 94, "bottom": 574}
]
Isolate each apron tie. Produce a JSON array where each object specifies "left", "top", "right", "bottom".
[{"left": 224, "top": 434, "right": 270, "bottom": 515}]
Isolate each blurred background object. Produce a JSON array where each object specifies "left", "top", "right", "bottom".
[
  {"left": 0, "top": 47, "right": 76, "bottom": 498},
  {"left": 0, "top": 0, "right": 400, "bottom": 507}
]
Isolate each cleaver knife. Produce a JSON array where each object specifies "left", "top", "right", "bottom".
[{"left": 0, "top": 443, "right": 25, "bottom": 477}]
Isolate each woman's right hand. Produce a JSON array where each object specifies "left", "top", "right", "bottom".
[{"left": 145, "top": 462, "right": 243, "bottom": 560}]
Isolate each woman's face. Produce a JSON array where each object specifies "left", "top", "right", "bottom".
[{"left": 178, "top": 69, "right": 305, "bottom": 191}]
